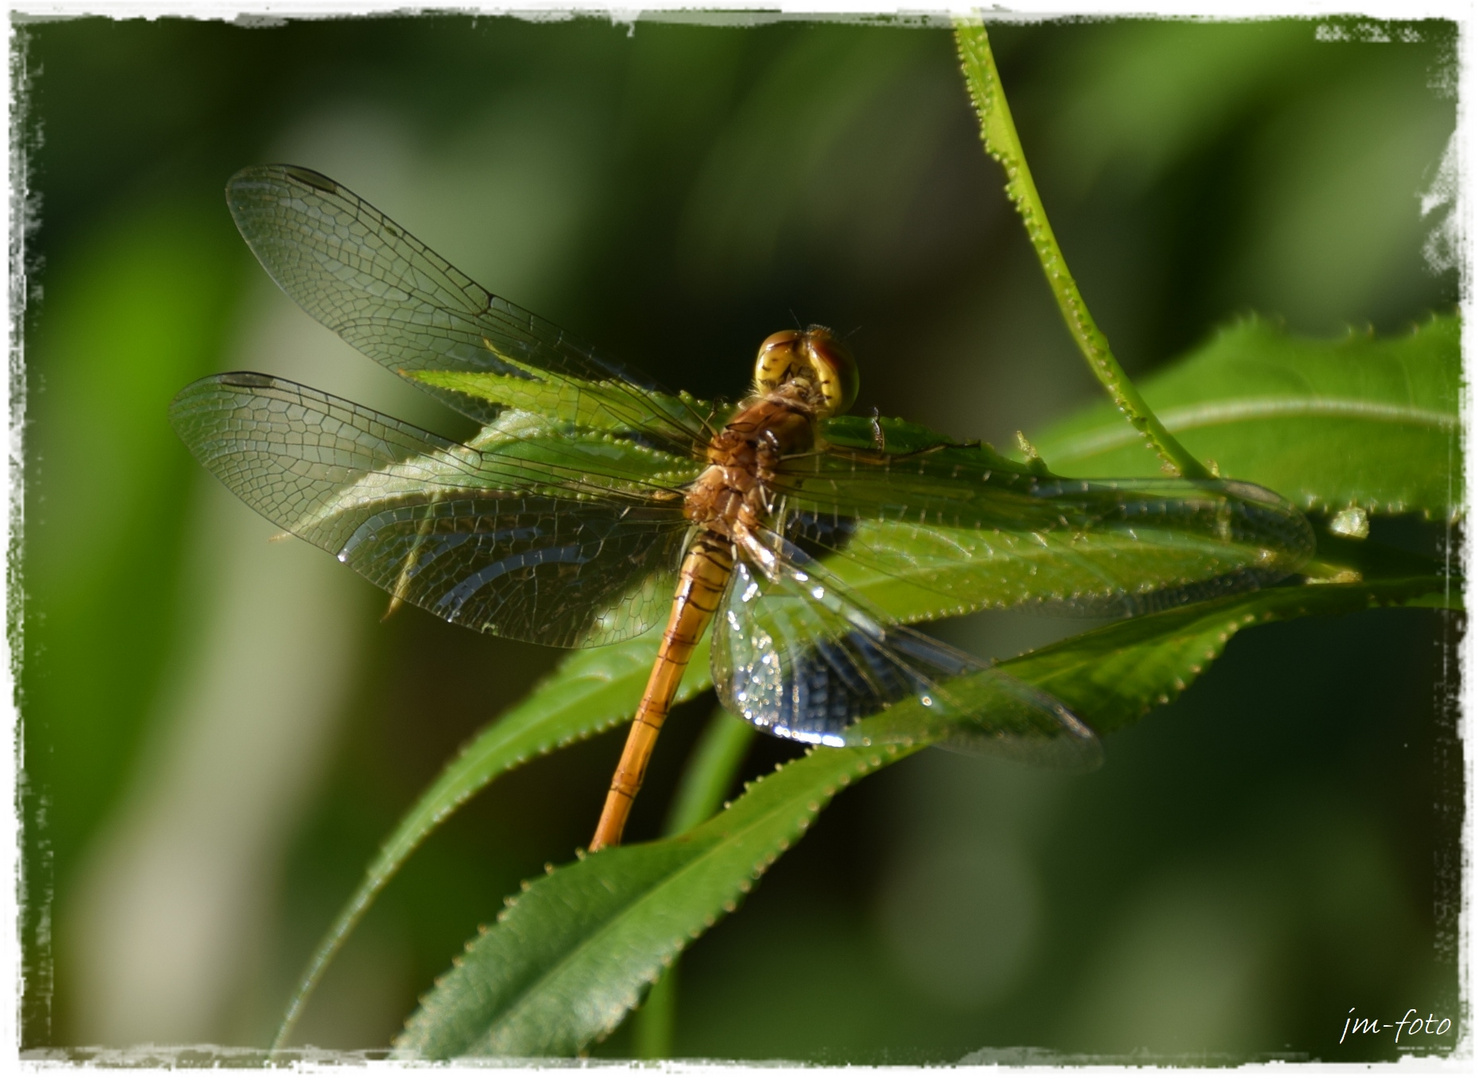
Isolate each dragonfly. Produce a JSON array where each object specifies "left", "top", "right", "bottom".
[{"left": 170, "top": 165, "right": 1316, "bottom": 850}]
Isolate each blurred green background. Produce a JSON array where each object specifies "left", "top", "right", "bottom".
[{"left": 19, "top": 14, "right": 1460, "bottom": 1061}]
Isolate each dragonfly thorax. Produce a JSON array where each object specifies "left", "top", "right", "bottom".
[{"left": 684, "top": 393, "right": 817, "bottom": 539}]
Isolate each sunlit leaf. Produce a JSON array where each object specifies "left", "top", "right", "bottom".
[
  {"left": 414, "top": 368, "right": 731, "bottom": 441},
  {"left": 1033, "top": 314, "right": 1461, "bottom": 518},
  {"left": 817, "top": 415, "right": 1315, "bottom": 618}
]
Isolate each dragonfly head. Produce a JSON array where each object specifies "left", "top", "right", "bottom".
[{"left": 752, "top": 326, "right": 859, "bottom": 419}]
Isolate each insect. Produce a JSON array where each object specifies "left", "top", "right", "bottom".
[{"left": 171, "top": 165, "right": 1315, "bottom": 850}]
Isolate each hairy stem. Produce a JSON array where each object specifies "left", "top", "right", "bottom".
[{"left": 954, "top": 19, "right": 1210, "bottom": 480}]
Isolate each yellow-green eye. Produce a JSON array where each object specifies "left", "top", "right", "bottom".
[{"left": 753, "top": 326, "right": 859, "bottom": 419}]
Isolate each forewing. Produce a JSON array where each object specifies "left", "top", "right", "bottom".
[
  {"left": 225, "top": 165, "right": 721, "bottom": 448},
  {"left": 775, "top": 439, "right": 1316, "bottom": 622},
  {"left": 712, "top": 529, "right": 1100, "bottom": 768},
  {"left": 169, "top": 373, "right": 692, "bottom": 648}
]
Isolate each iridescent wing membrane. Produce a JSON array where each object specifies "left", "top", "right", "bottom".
[
  {"left": 173, "top": 165, "right": 1314, "bottom": 764},
  {"left": 170, "top": 372, "right": 695, "bottom": 648},
  {"left": 717, "top": 528, "right": 1102, "bottom": 768},
  {"left": 225, "top": 165, "right": 719, "bottom": 447}
]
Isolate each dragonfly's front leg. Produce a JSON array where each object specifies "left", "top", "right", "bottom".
[
  {"left": 590, "top": 530, "right": 735, "bottom": 850},
  {"left": 796, "top": 430, "right": 985, "bottom": 470},
  {"left": 850, "top": 437, "right": 983, "bottom": 464}
]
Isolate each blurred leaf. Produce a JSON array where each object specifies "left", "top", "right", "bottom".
[
  {"left": 1041, "top": 21, "right": 1318, "bottom": 197},
  {"left": 1032, "top": 315, "right": 1461, "bottom": 518},
  {"left": 393, "top": 569, "right": 1451, "bottom": 1058},
  {"left": 677, "top": 28, "right": 940, "bottom": 287},
  {"left": 1224, "top": 44, "right": 1455, "bottom": 330},
  {"left": 272, "top": 621, "right": 705, "bottom": 1047},
  {"left": 25, "top": 198, "right": 240, "bottom": 861}
]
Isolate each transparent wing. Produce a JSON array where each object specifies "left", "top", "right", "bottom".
[
  {"left": 772, "top": 442, "right": 1316, "bottom": 622},
  {"left": 712, "top": 526, "right": 1101, "bottom": 768},
  {"left": 169, "top": 373, "right": 693, "bottom": 648},
  {"left": 225, "top": 165, "right": 722, "bottom": 449}
]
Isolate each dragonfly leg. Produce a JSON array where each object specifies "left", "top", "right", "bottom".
[{"left": 812, "top": 434, "right": 984, "bottom": 468}]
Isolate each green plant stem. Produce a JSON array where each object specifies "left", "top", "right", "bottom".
[
  {"left": 660, "top": 711, "right": 758, "bottom": 837},
  {"left": 632, "top": 710, "right": 757, "bottom": 1059},
  {"left": 633, "top": 968, "right": 679, "bottom": 1061},
  {"left": 953, "top": 20, "right": 1210, "bottom": 480}
]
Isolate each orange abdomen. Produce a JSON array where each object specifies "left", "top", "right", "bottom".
[{"left": 589, "top": 531, "right": 735, "bottom": 850}]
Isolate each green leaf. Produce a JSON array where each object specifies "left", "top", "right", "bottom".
[
  {"left": 394, "top": 719, "right": 919, "bottom": 1060},
  {"left": 393, "top": 574, "right": 1451, "bottom": 1059},
  {"left": 820, "top": 413, "right": 1030, "bottom": 458},
  {"left": 820, "top": 477, "right": 1314, "bottom": 623},
  {"left": 412, "top": 367, "right": 732, "bottom": 442},
  {"left": 1006, "top": 575, "right": 1455, "bottom": 736},
  {"left": 1032, "top": 314, "right": 1461, "bottom": 519},
  {"left": 633, "top": 710, "right": 757, "bottom": 1059},
  {"left": 820, "top": 415, "right": 1316, "bottom": 619}
]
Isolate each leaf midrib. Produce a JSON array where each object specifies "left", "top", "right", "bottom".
[{"left": 1048, "top": 396, "right": 1458, "bottom": 461}]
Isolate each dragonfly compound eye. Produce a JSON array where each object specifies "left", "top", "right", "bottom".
[{"left": 753, "top": 326, "right": 859, "bottom": 418}]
